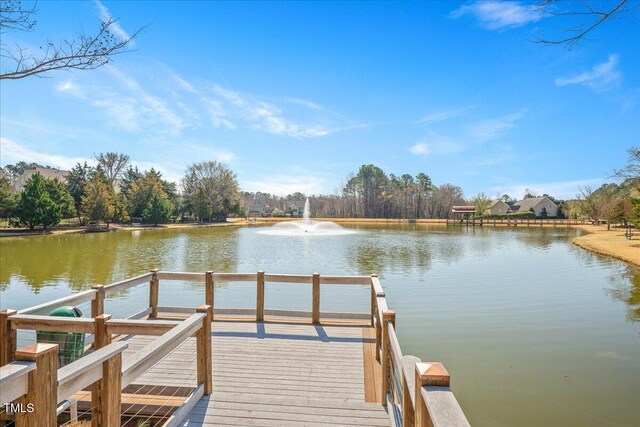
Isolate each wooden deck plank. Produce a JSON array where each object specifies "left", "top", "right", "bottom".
[{"left": 121, "top": 321, "right": 388, "bottom": 425}]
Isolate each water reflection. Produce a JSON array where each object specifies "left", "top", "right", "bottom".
[{"left": 0, "top": 227, "right": 239, "bottom": 292}]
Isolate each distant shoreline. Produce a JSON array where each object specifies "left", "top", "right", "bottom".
[{"left": 2, "top": 218, "right": 637, "bottom": 268}]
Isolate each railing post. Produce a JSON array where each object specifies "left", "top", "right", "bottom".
[
  {"left": 205, "top": 271, "right": 214, "bottom": 312},
  {"left": 94, "top": 314, "right": 112, "bottom": 349},
  {"left": 402, "top": 371, "right": 414, "bottom": 427},
  {"left": 14, "top": 343, "right": 58, "bottom": 427},
  {"left": 380, "top": 309, "right": 395, "bottom": 405},
  {"left": 256, "top": 271, "right": 265, "bottom": 322},
  {"left": 312, "top": 273, "right": 320, "bottom": 324},
  {"left": 370, "top": 274, "right": 377, "bottom": 327},
  {"left": 0, "top": 309, "right": 17, "bottom": 366},
  {"left": 149, "top": 268, "right": 159, "bottom": 318},
  {"left": 91, "top": 284, "right": 105, "bottom": 318},
  {"left": 92, "top": 348, "right": 122, "bottom": 427},
  {"left": 196, "top": 305, "right": 213, "bottom": 395},
  {"left": 414, "top": 362, "right": 450, "bottom": 427}
]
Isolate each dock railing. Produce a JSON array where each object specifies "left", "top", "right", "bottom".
[{"left": 1, "top": 270, "right": 469, "bottom": 427}]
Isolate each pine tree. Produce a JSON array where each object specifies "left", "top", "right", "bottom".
[
  {"left": 15, "top": 173, "right": 61, "bottom": 229},
  {"left": 81, "top": 174, "right": 115, "bottom": 226},
  {"left": 143, "top": 191, "right": 173, "bottom": 226}
]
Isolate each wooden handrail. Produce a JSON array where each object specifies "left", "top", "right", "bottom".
[
  {"left": 419, "top": 386, "right": 470, "bottom": 427},
  {"left": 10, "top": 314, "right": 95, "bottom": 334},
  {"left": 17, "top": 289, "right": 97, "bottom": 315},
  {"left": 122, "top": 312, "right": 206, "bottom": 388},
  {"left": 105, "top": 318, "right": 181, "bottom": 336},
  {"left": 0, "top": 360, "right": 35, "bottom": 403},
  {"left": 103, "top": 272, "right": 153, "bottom": 295},
  {"left": 57, "top": 342, "right": 128, "bottom": 403}
]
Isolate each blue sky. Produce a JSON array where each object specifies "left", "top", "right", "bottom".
[{"left": 1, "top": 1, "right": 638, "bottom": 199}]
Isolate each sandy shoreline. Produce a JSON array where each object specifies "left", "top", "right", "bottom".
[
  {"left": 571, "top": 224, "right": 639, "bottom": 267},
  {"left": 2, "top": 218, "right": 637, "bottom": 268}
]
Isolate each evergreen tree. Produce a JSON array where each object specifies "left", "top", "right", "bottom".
[
  {"left": 44, "top": 178, "right": 76, "bottom": 219},
  {"left": 15, "top": 173, "right": 61, "bottom": 229},
  {"left": 0, "top": 177, "right": 16, "bottom": 219},
  {"left": 81, "top": 173, "right": 114, "bottom": 225},
  {"left": 143, "top": 191, "right": 173, "bottom": 225},
  {"left": 66, "top": 162, "right": 93, "bottom": 223}
]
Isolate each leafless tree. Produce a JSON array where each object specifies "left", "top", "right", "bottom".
[
  {"left": 95, "top": 152, "right": 130, "bottom": 188},
  {"left": 610, "top": 146, "right": 640, "bottom": 188},
  {"left": 533, "top": 0, "right": 637, "bottom": 49},
  {"left": 0, "top": 0, "right": 143, "bottom": 80}
]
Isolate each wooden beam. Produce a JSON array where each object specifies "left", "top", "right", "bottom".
[
  {"left": 312, "top": 273, "right": 320, "bottom": 324},
  {"left": 205, "top": 271, "right": 214, "bottom": 310},
  {"left": 103, "top": 273, "right": 152, "bottom": 295},
  {"left": 380, "top": 310, "right": 395, "bottom": 405},
  {"left": 196, "top": 305, "right": 212, "bottom": 395},
  {"left": 0, "top": 309, "right": 17, "bottom": 366},
  {"left": 149, "top": 268, "right": 159, "bottom": 319},
  {"left": 14, "top": 344, "right": 58, "bottom": 427},
  {"left": 10, "top": 315, "right": 95, "bottom": 334},
  {"left": 106, "top": 319, "right": 180, "bottom": 336},
  {"left": 92, "top": 350, "right": 122, "bottom": 427},
  {"left": 91, "top": 285, "right": 105, "bottom": 319},
  {"left": 94, "top": 315, "right": 112, "bottom": 350},
  {"left": 256, "top": 271, "right": 265, "bottom": 322}
]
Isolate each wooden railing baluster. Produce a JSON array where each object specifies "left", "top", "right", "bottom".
[
  {"left": 149, "top": 268, "right": 159, "bottom": 319},
  {"left": 256, "top": 271, "right": 265, "bottom": 322},
  {"left": 312, "top": 273, "right": 320, "bottom": 324}
]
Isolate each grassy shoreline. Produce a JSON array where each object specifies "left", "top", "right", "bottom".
[{"left": 2, "top": 218, "right": 637, "bottom": 268}]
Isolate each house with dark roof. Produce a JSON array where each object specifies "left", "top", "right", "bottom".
[{"left": 512, "top": 197, "right": 558, "bottom": 218}]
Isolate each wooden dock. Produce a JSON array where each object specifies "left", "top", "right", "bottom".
[{"left": 0, "top": 271, "right": 470, "bottom": 427}]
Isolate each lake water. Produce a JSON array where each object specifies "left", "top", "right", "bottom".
[{"left": 1, "top": 224, "right": 638, "bottom": 426}]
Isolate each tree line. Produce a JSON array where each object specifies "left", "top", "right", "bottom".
[{"left": 0, "top": 153, "right": 240, "bottom": 229}]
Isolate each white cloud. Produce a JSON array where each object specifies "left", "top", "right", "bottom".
[
  {"left": 468, "top": 109, "right": 526, "bottom": 143},
  {"left": 555, "top": 54, "right": 622, "bottom": 91},
  {"left": 410, "top": 143, "right": 429, "bottom": 155},
  {"left": 451, "top": 1, "right": 542, "bottom": 30},
  {"left": 211, "top": 84, "right": 350, "bottom": 139},
  {"left": 489, "top": 178, "right": 604, "bottom": 200},
  {"left": 409, "top": 130, "right": 464, "bottom": 156},
  {"left": 0, "top": 137, "right": 93, "bottom": 169},
  {"left": 242, "top": 175, "right": 326, "bottom": 195},
  {"left": 417, "top": 107, "right": 469, "bottom": 124},
  {"left": 95, "top": 0, "right": 132, "bottom": 44}
]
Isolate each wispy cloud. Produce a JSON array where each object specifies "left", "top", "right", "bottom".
[
  {"left": 211, "top": 84, "right": 355, "bottom": 139},
  {"left": 242, "top": 174, "right": 326, "bottom": 195},
  {"left": 450, "top": 1, "right": 542, "bottom": 30},
  {"left": 57, "top": 68, "right": 187, "bottom": 135},
  {"left": 555, "top": 54, "right": 622, "bottom": 91},
  {"left": 95, "top": 0, "right": 132, "bottom": 44},
  {"left": 409, "top": 130, "right": 464, "bottom": 156},
  {"left": 0, "top": 137, "right": 93, "bottom": 169},
  {"left": 468, "top": 109, "right": 526, "bottom": 143},
  {"left": 416, "top": 107, "right": 469, "bottom": 124},
  {"left": 489, "top": 178, "right": 603, "bottom": 200}
]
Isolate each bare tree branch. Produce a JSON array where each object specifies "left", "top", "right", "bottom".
[
  {"left": 0, "top": 0, "right": 144, "bottom": 79},
  {"left": 532, "top": 0, "right": 636, "bottom": 49}
]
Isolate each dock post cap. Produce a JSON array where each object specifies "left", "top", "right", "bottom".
[
  {"left": 15, "top": 343, "right": 59, "bottom": 359},
  {"left": 416, "top": 362, "right": 450, "bottom": 387},
  {"left": 150, "top": 268, "right": 159, "bottom": 273},
  {"left": 371, "top": 273, "right": 378, "bottom": 277},
  {"left": 91, "top": 284, "right": 104, "bottom": 289},
  {"left": 206, "top": 270, "right": 214, "bottom": 274}
]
